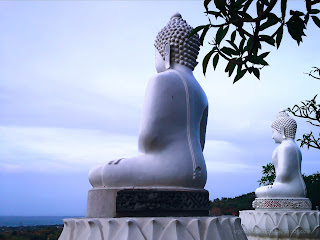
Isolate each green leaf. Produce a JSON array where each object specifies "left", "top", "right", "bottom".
[
  {"left": 226, "top": 40, "right": 239, "bottom": 52},
  {"left": 239, "top": 38, "right": 246, "bottom": 52},
  {"left": 238, "top": 11, "right": 252, "bottom": 20},
  {"left": 204, "top": 0, "right": 211, "bottom": 11},
  {"left": 248, "top": 53, "right": 269, "bottom": 65},
  {"left": 203, "top": 49, "right": 216, "bottom": 76},
  {"left": 228, "top": 62, "right": 237, "bottom": 77},
  {"left": 276, "top": 26, "right": 283, "bottom": 49},
  {"left": 310, "top": 9, "right": 320, "bottom": 14},
  {"left": 281, "top": 0, "right": 287, "bottom": 19},
  {"left": 243, "top": 38, "right": 252, "bottom": 52},
  {"left": 260, "top": 35, "right": 275, "bottom": 46},
  {"left": 260, "top": 13, "right": 280, "bottom": 31},
  {"left": 221, "top": 47, "right": 237, "bottom": 56},
  {"left": 256, "top": 1, "right": 262, "bottom": 15},
  {"left": 248, "top": 55, "right": 259, "bottom": 64},
  {"left": 206, "top": 11, "right": 221, "bottom": 18},
  {"left": 234, "top": 69, "right": 247, "bottom": 83},
  {"left": 235, "top": 0, "right": 247, "bottom": 6},
  {"left": 199, "top": 25, "right": 210, "bottom": 46},
  {"left": 259, "top": 59, "right": 269, "bottom": 65},
  {"left": 189, "top": 25, "right": 208, "bottom": 38},
  {"left": 231, "top": 30, "right": 236, "bottom": 42},
  {"left": 243, "top": 0, "right": 254, "bottom": 12},
  {"left": 230, "top": 0, "right": 246, "bottom": 11},
  {"left": 215, "top": 0, "right": 226, "bottom": 11},
  {"left": 304, "top": 13, "right": 310, "bottom": 24},
  {"left": 253, "top": 68, "right": 260, "bottom": 79},
  {"left": 290, "top": 10, "right": 305, "bottom": 17},
  {"left": 216, "top": 26, "right": 229, "bottom": 45},
  {"left": 287, "top": 15, "right": 306, "bottom": 45},
  {"left": 225, "top": 62, "right": 232, "bottom": 73},
  {"left": 312, "top": 16, "right": 320, "bottom": 28},
  {"left": 262, "top": 0, "right": 270, "bottom": 6},
  {"left": 212, "top": 53, "right": 219, "bottom": 70},
  {"left": 259, "top": 52, "right": 270, "bottom": 59}
]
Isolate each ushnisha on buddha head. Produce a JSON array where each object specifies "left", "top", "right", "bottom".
[
  {"left": 271, "top": 109, "right": 297, "bottom": 143},
  {"left": 154, "top": 13, "right": 200, "bottom": 71}
]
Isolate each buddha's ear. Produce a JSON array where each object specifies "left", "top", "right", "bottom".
[
  {"left": 164, "top": 41, "right": 171, "bottom": 69},
  {"left": 280, "top": 126, "right": 286, "bottom": 139}
]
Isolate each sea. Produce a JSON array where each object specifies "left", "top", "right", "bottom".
[{"left": 0, "top": 216, "right": 81, "bottom": 227}]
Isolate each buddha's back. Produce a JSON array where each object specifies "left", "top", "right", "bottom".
[{"left": 138, "top": 69, "right": 208, "bottom": 188}]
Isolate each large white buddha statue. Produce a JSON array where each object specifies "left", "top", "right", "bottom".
[
  {"left": 255, "top": 110, "right": 307, "bottom": 198},
  {"left": 88, "top": 13, "right": 208, "bottom": 190}
]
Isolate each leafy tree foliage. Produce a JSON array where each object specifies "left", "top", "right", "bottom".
[
  {"left": 0, "top": 226, "right": 62, "bottom": 240},
  {"left": 190, "top": 0, "right": 320, "bottom": 82},
  {"left": 304, "top": 172, "right": 320, "bottom": 208},
  {"left": 210, "top": 192, "right": 255, "bottom": 215},
  {"left": 259, "top": 163, "right": 320, "bottom": 209},
  {"left": 258, "top": 162, "right": 275, "bottom": 186},
  {"left": 288, "top": 94, "right": 320, "bottom": 150}
]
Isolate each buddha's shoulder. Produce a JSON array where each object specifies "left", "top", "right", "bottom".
[
  {"left": 277, "top": 141, "right": 298, "bottom": 152},
  {"left": 149, "top": 70, "right": 186, "bottom": 85}
]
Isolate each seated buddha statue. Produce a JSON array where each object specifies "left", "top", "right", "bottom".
[
  {"left": 255, "top": 110, "right": 307, "bottom": 198},
  {"left": 88, "top": 13, "right": 208, "bottom": 190}
]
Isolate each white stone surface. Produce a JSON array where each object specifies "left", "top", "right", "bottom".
[
  {"left": 240, "top": 210, "right": 320, "bottom": 240},
  {"left": 88, "top": 13, "right": 208, "bottom": 190},
  {"left": 59, "top": 216, "right": 248, "bottom": 240},
  {"left": 255, "top": 110, "right": 306, "bottom": 198},
  {"left": 86, "top": 188, "right": 118, "bottom": 218}
]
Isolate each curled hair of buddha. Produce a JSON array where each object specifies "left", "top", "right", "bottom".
[
  {"left": 272, "top": 110, "right": 297, "bottom": 139},
  {"left": 154, "top": 13, "right": 200, "bottom": 70}
]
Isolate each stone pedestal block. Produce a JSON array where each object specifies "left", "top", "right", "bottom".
[
  {"left": 86, "top": 188, "right": 210, "bottom": 218},
  {"left": 59, "top": 216, "right": 248, "bottom": 240},
  {"left": 86, "top": 188, "right": 118, "bottom": 218},
  {"left": 240, "top": 210, "right": 320, "bottom": 240}
]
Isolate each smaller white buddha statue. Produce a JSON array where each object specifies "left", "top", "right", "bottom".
[{"left": 255, "top": 110, "right": 307, "bottom": 198}]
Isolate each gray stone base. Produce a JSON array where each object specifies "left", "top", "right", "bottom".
[
  {"left": 86, "top": 188, "right": 210, "bottom": 218},
  {"left": 240, "top": 210, "right": 320, "bottom": 240},
  {"left": 59, "top": 216, "right": 248, "bottom": 240},
  {"left": 86, "top": 188, "right": 118, "bottom": 218}
]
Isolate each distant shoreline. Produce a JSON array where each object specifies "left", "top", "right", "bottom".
[{"left": 0, "top": 216, "right": 81, "bottom": 227}]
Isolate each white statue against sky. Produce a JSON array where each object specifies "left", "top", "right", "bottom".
[
  {"left": 88, "top": 13, "right": 208, "bottom": 190},
  {"left": 255, "top": 110, "right": 307, "bottom": 198}
]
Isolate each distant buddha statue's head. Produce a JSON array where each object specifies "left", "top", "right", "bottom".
[
  {"left": 271, "top": 110, "right": 297, "bottom": 142},
  {"left": 154, "top": 13, "right": 200, "bottom": 71}
]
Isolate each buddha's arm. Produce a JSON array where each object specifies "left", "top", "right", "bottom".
[
  {"left": 200, "top": 106, "right": 208, "bottom": 151},
  {"left": 138, "top": 72, "right": 185, "bottom": 153},
  {"left": 275, "top": 145, "right": 297, "bottom": 183}
]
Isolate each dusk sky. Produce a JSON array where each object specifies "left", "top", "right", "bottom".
[{"left": 1, "top": 1, "right": 319, "bottom": 216}]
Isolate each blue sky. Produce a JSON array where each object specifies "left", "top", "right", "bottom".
[{"left": 0, "top": 1, "right": 319, "bottom": 216}]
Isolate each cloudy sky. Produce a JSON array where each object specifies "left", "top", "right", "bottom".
[{"left": 1, "top": 1, "right": 319, "bottom": 216}]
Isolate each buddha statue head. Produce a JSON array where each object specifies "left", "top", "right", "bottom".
[
  {"left": 154, "top": 13, "right": 200, "bottom": 71},
  {"left": 271, "top": 110, "right": 297, "bottom": 142}
]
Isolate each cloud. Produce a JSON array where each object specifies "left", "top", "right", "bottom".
[
  {"left": 0, "top": 126, "right": 138, "bottom": 173},
  {"left": 204, "top": 140, "right": 260, "bottom": 173}
]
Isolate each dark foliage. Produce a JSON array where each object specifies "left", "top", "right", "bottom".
[
  {"left": 288, "top": 94, "right": 320, "bottom": 150},
  {"left": 210, "top": 192, "right": 255, "bottom": 216},
  {"left": 191, "top": 0, "right": 320, "bottom": 82},
  {"left": 0, "top": 225, "right": 63, "bottom": 240}
]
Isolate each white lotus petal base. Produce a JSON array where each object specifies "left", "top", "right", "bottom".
[
  {"left": 58, "top": 216, "right": 248, "bottom": 240},
  {"left": 240, "top": 210, "right": 320, "bottom": 240}
]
